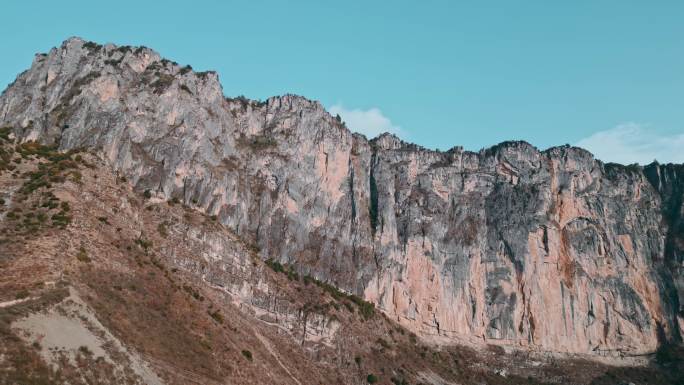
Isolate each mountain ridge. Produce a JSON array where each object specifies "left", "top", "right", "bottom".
[
  {"left": 4, "top": 36, "right": 642, "bottom": 165},
  {"left": 1, "top": 37, "right": 682, "bottom": 360}
]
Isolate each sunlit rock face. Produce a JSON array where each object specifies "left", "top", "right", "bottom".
[
  {"left": 1, "top": 37, "right": 682, "bottom": 356},
  {"left": 365, "top": 140, "right": 681, "bottom": 356}
]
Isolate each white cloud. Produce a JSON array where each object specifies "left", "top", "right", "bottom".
[
  {"left": 576, "top": 123, "right": 684, "bottom": 165},
  {"left": 329, "top": 104, "right": 404, "bottom": 139}
]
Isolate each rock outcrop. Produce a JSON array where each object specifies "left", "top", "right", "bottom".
[{"left": 1, "top": 37, "right": 682, "bottom": 357}]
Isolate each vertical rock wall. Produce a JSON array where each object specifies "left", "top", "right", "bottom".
[{"left": 1, "top": 37, "right": 681, "bottom": 356}]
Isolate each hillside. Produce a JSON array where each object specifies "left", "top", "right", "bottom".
[{"left": 0, "top": 37, "right": 683, "bottom": 384}]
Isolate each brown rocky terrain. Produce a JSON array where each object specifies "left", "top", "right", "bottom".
[{"left": 0, "top": 38, "right": 683, "bottom": 384}]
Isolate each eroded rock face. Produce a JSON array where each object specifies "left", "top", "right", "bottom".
[
  {"left": 366, "top": 141, "right": 681, "bottom": 356},
  {"left": 1, "top": 37, "right": 682, "bottom": 356}
]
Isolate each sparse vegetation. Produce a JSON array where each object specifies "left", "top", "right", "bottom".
[
  {"left": 82, "top": 41, "right": 102, "bottom": 52},
  {"left": 179, "top": 84, "right": 192, "bottom": 94},
  {"left": 241, "top": 349, "right": 253, "bottom": 361},
  {"left": 208, "top": 310, "right": 224, "bottom": 324},
  {"left": 265, "top": 259, "right": 375, "bottom": 320},
  {"left": 15, "top": 289, "right": 30, "bottom": 300},
  {"left": 376, "top": 337, "right": 390, "bottom": 350},
  {"left": 150, "top": 73, "right": 175, "bottom": 94},
  {"left": 76, "top": 246, "right": 90, "bottom": 262},
  {"left": 182, "top": 284, "right": 204, "bottom": 302},
  {"left": 227, "top": 95, "right": 267, "bottom": 108},
  {"left": 157, "top": 222, "right": 168, "bottom": 237},
  {"left": 135, "top": 237, "right": 153, "bottom": 252},
  {"left": 265, "top": 258, "right": 300, "bottom": 281},
  {"left": 236, "top": 133, "right": 277, "bottom": 151},
  {"left": 0, "top": 126, "right": 12, "bottom": 142},
  {"left": 1, "top": 141, "right": 84, "bottom": 234},
  {"left": 78, "top": 345, "right": 92, "bottom": 355},
  {"left": 195, "top": 71, "right": 214, "bottom": 79},
  {"left": 265, "top": 258, "right": 285, "bottom": 273},
  {"left": 104, "top": 57, "right": 124, "bottom": 67}
]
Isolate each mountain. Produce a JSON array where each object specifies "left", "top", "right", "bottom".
[{"left": 0, "top": 37, "right": 682, "bottom": 384}]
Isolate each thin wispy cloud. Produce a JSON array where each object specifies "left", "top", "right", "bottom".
[
  {"left": 329, "top": 104, "right": 404, "bottom": 139},
  {"left": 576, "top": 123, "right": 684, "bottom": 165}
]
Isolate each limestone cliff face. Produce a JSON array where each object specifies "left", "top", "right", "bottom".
[{"left": 1, "top": 37, "right": 682, "bottom": 356}]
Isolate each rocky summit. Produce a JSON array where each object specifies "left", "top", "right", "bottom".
[{"left": 0, "top": 37, "right": 682, "bottom": 384}]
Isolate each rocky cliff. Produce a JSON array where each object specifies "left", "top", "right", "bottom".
[{"left": 1, "top": 37, "right": 682, "bottom": 357}]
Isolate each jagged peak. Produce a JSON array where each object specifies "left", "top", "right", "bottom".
[
  {"left": 266, "top": 93, "right": 324, "bottom": 111},
  {"left": 4, "top": 37, "right": 677, "bottom": 171},
  {"left": 34, "top": 37, "right": 167, "bottom": 77},
  {"left": 371, "top": 132, "right": 413, "bottom": 151},
  {"left": 542, "top": 144, "right": 596, "bottom": 163},
  {"left": 30, "top": 37, "right": 229, "bottom": 100},
  {"left": 474, "top": 140, "right": 606, "bottom": 168},
  {"left": 54, "top": 36, "right": 154, "bottom": 58},
  {"left": 374, "top": 132, "right": 401, "bottom": 142},
  {"left": 61, "top": 36, "right": 85, "bottom": 46},
  {"left": 480, "top": 140, "right": 538, "bottom": 155},
  {"left": 224, "top": 94, "right": 326, "bottom": 115}
]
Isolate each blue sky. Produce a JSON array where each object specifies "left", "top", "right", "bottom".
[{"left": 2, "top": 1, "right": 683, "bottom": 163}]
